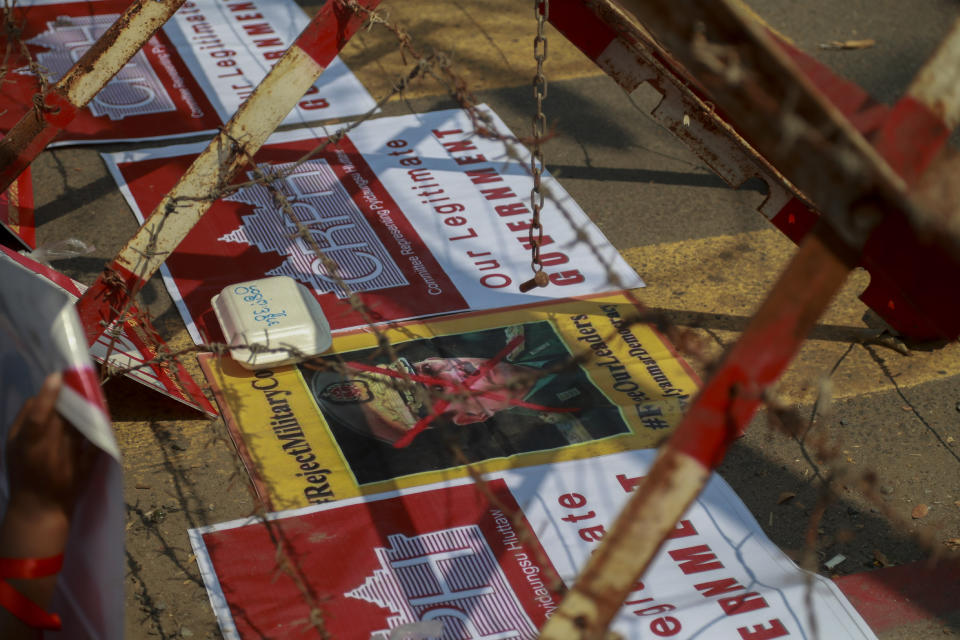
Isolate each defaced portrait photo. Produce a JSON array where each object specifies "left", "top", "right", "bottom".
[{"left": 299, "top": 320, "right": 631, "bottom": 484}]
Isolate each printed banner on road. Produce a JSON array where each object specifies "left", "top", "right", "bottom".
[
  {"left": 199, "top": 292, "right": 698, "bottom": 510},
  {"left": 189, "top": 449, "right": 877, "bottom": 640},
  {"left": 104, "top": 106, "right": 645, "bottom": 344},
  {"left": 0, "top": 0, "right": 376, "bottom": 145},
  {"left": 0, "top": 246, "right": 216, "bottom": 416}
]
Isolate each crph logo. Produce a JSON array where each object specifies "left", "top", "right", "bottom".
[
  {"left": 19, "top": 15, "right": 175, "bottom": 120},
  {"left": 347, "top": 526, "right": 538, "bottom": 639},
  {"left": 219, "top": 159, "right": 408, "bottom": 299}
]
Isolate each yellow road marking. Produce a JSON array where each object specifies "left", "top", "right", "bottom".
[
  {"left": 342, "top": 0, "right": 604, "bottom": 100},
  {"left": 341, "top": 0, "right": 793, "bottom": 101},
  {"left": 621, "top": 229, "right": 960, "bottom": 405}
]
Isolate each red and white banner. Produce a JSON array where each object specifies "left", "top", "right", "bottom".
[
  {"left": 0, "top": 0, "right": 376, "bottom": 145},
  {"left": 103, "top": 106, "right": 645, "bottom": 344},
  {"left": 0, "top": 249, "right": 123, "bottom": 640},
  {"left": 0, "top": 170, "right": 36, "bottom": 249},
  {"left": 0, "top": 247, "right": 216, "bottom": 415},
  {"left": 190, "top": 450, "right": 877, "bottom": 639}
]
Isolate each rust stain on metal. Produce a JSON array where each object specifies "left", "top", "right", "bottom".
[{"left": 67, "top": 0, "right": 181, "bottom": 89}]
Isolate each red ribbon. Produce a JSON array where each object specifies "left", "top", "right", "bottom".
[
  {"left": 344, "top": 335, "right": 577, "bottom": 448},
  {"left": 0, "top": 554, "right": 64, "bottom": 630}
]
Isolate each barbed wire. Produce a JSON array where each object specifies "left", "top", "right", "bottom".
[{"left": 3, "top": 0, "right": 958, "bottom": 637}]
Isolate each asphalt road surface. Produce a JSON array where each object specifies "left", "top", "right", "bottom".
[{"left": 19, "top": 0, "right": 960, "bottom": 637}]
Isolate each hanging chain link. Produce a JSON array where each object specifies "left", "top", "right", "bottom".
[{"left": 519, "top": 0, "right": 550, "bottom": 292}]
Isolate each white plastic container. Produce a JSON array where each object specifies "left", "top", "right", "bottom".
[{"left": 211, "top": 276, "right": 332, "bottom": 369}]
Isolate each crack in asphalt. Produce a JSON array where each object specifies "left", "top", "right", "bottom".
[
  {"left": 863, "top": 343, "right": 960, "bottom": 467},
  {"left": 452, "top": 0, "right": 516, "bottom": 75}
]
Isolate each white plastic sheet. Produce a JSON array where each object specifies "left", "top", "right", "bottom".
[{"left": 0, "top": 257, "right": 123, "bottom": 639}]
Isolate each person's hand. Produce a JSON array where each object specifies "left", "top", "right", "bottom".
[
  {"left": 0, "top": 373, "right": 99, "bottom": 640},
  {"left": 6, "top": 372, "right": 99, "bottom": 521},
  {"left": 0, "top": 373, "right": 102, "bottom": 637}
]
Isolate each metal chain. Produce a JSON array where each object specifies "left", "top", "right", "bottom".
[{"left": 519, "top": 0, "right": 550, "bottom": 292}]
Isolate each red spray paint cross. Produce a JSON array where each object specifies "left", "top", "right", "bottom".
[{"left": 345, "top": 335, "right": 578, "bottom": 448}]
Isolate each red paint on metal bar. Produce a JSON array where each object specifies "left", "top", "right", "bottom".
[
  {"left": 0, "top": 128, "right": 62, "bottom": 196},
  {"left": 550, "top": 0, "right": 716, "bottom": 103},
  {"left": 0, "top": 170, "right": 36, "bottom": 249},
  {"left": 772, "top": 38, "right": 960, "bottom": 340},
  {"left": 14, "top": 171, "right": 35, "bottom": 248},
  {"left": 775, "top": 39, "right": 951, "bottom": 184},
  {"left": 770, "top": 198, "right": 818, "bottom": 244},
  {"left": 834, "top": 560, "right": 960, "bottom": 632},
  {"left": 749, "top": 37, "right": 960, "bottom": 341},
  {"left": 547, "top": 0, "right": 616, "bottom": 61},
  {"left": 774, "top": 38, "right": 888, "bottom": 137},
  {"left": 293, "top": 0, "right": 381, "bottom": 68},
  {"left": 42, "top": 91, "right": 80, "bottom": 129},
  {"left": 858, "top": 212, "right": 960, "bottom": 340},
  {"left": 872, "top": 95, "right": 951, "bottom": 184},
  {"left": 0, "top": 93, "right": 77, "bottom": 190},
  {"left": 670, "top": 228, "right": 854, "bottom": 468}
]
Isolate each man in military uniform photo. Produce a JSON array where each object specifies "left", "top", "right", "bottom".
[{"left": 300, "top": 320, "right": 631, "bottom": 485}]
